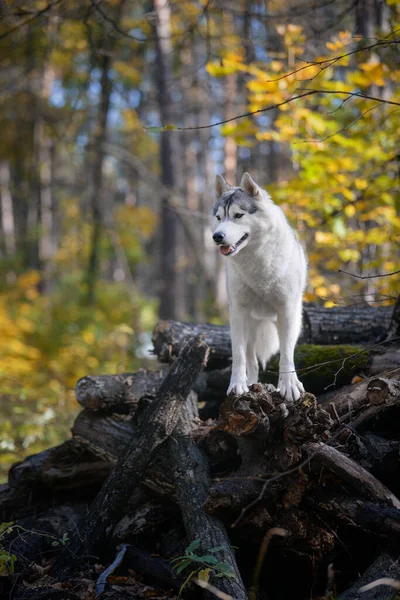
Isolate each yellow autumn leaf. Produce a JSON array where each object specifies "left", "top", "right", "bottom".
[
  {"left": 294, "top": 64, "right": 320, "bottom": 81},
  {"left": 344, "top": 204, "right": 356, "bottom": 217},
  {"left": 198, "top": 568, "right": 211, "bottom": 583}
]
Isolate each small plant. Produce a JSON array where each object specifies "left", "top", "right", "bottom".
[
  {"left": 0, "top": 521, "right": 70, "bottom": 576},
  {"left": 171, "top": 539, "right": 236, "bottom": 596},
  {"left": 0, "top": 522, "right": 17, "bottom": 576}
]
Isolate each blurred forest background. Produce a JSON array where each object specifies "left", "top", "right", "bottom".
[{"left": 0, "top": 0, "right": 399, "bottom": 480}]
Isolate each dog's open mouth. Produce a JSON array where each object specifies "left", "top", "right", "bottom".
[{"left": 220, "top": 233, "right": 249, "bottom": 256}]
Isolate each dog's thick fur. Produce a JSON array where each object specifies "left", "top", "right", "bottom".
[{"left": 212, "top": 172, "right": 307, "bottom": 402}]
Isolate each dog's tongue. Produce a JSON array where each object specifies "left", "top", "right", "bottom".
[{"left": 220, "top": 245, "right": 233, "bottom": 256}]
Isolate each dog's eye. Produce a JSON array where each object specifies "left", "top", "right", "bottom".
[
  {"left": 216, "top": 215, "right": 221, "bottom": 221},
  {"left": 235, "top": 213, "right": 244, "bottom": 219}
]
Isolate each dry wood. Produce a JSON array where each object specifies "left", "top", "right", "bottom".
[
  {"left": 152, "top": 306, "right": 393, "bottom": 366},
  {"left": 168, "top": 406, "right": 247, "bottom": 600},
  {"left": 8, "top": 440, "right": 111, "bottom": 491},
  {"left": 75, "top": 368, "right": 166, "bottom": 410},
  {"left": 319, "top": 367, "right": 400, "bottom": 423},
  {"left": 207, "top": 386, "right": 333, "bottom": 518},
  {"left": 337, "top": 553, "right": 400, "bottom": 600},
  {"left": 52, "top": 336, "right": 209, "bottom": 579},
  {"left": 307, "top": 493, "right": 400, "bottom": 537},
  {"left": 305, "top": 442, "right": 400, "bottom": 508}
]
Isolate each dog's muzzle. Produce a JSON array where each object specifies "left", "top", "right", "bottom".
[{"left": 217, "top": 233, "right": 249, "bottom": 256}]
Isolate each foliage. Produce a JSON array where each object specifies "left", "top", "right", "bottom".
[
  {"left": 207, "top": 19, "right": 400, "bottom": 306},
  {"left": 0, "top": 522, "right": 17, "bottom": 577},
  {"left": 0, "top": 245, "right": 157, "bottom": 482},
  {"left": 171, "top": 539, "right": 236, "bottom": 596},
  {"left": 0, "top": 521, "right": 70, "bottom": 577}
]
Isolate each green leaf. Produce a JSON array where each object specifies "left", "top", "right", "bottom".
[
  {"left": 209, "top": 545, "right": 228, "bottom": 553},
  {"left": 175, "top": 559, "right": 192, "bottom": 574},
  {"left": 179, "top": 570, "right": 197, "bottom": 597},
  {"left": 185, "top": 539, "right": 201, "bottom": 553},
  {"left": 198, "top": 555, "right": 218, "bottom": 565},
  {"left": 146, "top": 126, "right": 164, "bottom": 134}
]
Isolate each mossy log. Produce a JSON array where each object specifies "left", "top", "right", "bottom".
[
  {"left": 152, "top": 306, "right": 394, "bottom": 369},
  {"left": 265, "top": 343, "right": 370, "bottom": 394},
  {"left": 196, "top": 344, "right": 371, "bottom": 397}
]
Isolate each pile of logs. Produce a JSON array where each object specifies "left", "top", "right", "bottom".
[{"left": 1, "top": 303, "right": 400, "bottom": 600}]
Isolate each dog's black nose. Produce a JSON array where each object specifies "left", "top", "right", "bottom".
[{"left": 213, "top": 232, "right": 225, "bottom": 243}]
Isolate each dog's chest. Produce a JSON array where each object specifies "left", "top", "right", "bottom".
[{"left": 228, "top": 260, "right": 279, "bottom": 308}]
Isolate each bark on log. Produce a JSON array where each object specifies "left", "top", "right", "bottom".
[
  {"left": 152, "top": 305, "right": 393, "bottom": 367},
  {"left": 52, "top": 336, "right": 209, "bottom": 579},
  {"left": 8, "top": 440, "right": 111, "bottom": 491},
  {"left": 307, "top": 493, "right": 400, "bottom": 537},
  {"left": 75, "top": 368, "right": 166, "bottom": 410},
  {"left": 206, "top": 386, "right": 333, "bottom": 518},
  {"left": 11, "top": 368, "right": 400, "bottom": 509},
  {"left": 318, "top": 367, "right": 400, "bottom": 423},
  {"left": 305, "top": 442, "right": 400, "bottom": 508},
  {"left": 167, "top": 406, "right": 247, "bottom": 600},
  {"left": 337, "top": 553, "right": 400, "bottom": 600},
  {"left": 123, "top": 546, "right": 182, "bottom": 590}
]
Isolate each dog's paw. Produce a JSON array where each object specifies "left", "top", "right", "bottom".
[
  {"left": 227, "top": 380, "right": 249, "bottom": 396},
  {"left": 277, "top": 372, "right": 304, "bottom": 402}
]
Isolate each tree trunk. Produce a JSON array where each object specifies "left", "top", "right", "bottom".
[
  {"left": 85, "top": 3, "right": 125, "bottom": 304},
  {"left": 154, "top": 0, "right": 186, "bottom": 320}
]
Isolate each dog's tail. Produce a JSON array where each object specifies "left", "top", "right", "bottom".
[{"left": 254, "top": 320, "right": 280, "bottom": 369}]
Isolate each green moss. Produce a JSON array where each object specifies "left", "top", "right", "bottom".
[{"left": 261, "top": 344, "right": 370, "bottom": 396}]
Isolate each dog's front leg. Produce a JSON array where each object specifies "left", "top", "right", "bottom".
[
  {"left": 277, "top": 304, "right": 304, "bottom": 402},
  {"left": 228, "top": 307, "right": 249, "bottom": 396}
]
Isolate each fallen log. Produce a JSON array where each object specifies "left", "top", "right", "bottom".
[
  {"left": 52, "top": 336, "right": 209, "bottom": 579},
  {"left": 8, "top": 368, "right": 399, "bottom": 505},
  {"left": 75, "top": 368, "right": 166, "bottom": 411},
  {"left": 167, "top": 406, "right": 247, "bottom": 600},
  {"left": 206, "top": 387, "right": 333, "bottom": 518},
  {"left": 305, "top": 442, "right": 400, "bottom": 508},
  {"left": 307, "top": 492, "right": 400, "bottom": 537},
  {"left": 8, "top": 440, "right": 111, "bottom": 491},
  {"left": 318, "top": 367, "right": 400, "bottom": 423},
  {"left": 4, "top": 323, "right": 400, "bottom": 600},
  {"left": 152, "top": 305, "right": 394, "bottom": 367},
  {"left": 337, "top": 553, "right": 400, "bottom": 600}
]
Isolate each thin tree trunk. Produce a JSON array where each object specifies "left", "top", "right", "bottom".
[
  {"left": 85, "top": 2, "right": 126, "bottom": 304},
  {"left": 154, "top": 0, "right": 186, "bottom": 320},
  {"left": 0, "top": 161, "right": 16, "bottom": 256},
  {"left": 85, "top": 52, "right": 112, "bottom": 304}
]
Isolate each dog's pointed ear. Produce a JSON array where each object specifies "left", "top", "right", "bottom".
[
  {"left": 240, "top": 172, "right": 261, "bottom": 198},
  {"left": 215, "top": 174, "right": 231, "bottom": 196}
]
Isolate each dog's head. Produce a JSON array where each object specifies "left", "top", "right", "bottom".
[{"left": 212, "top": 172, "right": 271, "bottom": 257}]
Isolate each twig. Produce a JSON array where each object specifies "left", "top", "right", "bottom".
[
  {"left": 0, "top": 0, "right": 64, "bottom": 40},
  {"left": 149, "top": 89, "right": 400, "bottom": 132},
  {"left": 338, "top": 269, "right": 400, "bottom": 279},
  {"left": 253, "top": 528, "right": 288, "bottom": 590},
  {"left": 194, "top": 578, "right": 233, "bottom": 600},
  {"left": 95, "top": 544, "right": 127, "bottom": 596},
  {"left": 359, "top": 577, "right": 400, "bottom": 592}
]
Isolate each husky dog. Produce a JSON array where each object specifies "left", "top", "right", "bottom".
[{"left": 212, "top": 172, "right": 307, "bottom": 402}]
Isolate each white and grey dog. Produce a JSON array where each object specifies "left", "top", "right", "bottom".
[{"left": 212, "top": 172, "right": 307, "bottom": 402}]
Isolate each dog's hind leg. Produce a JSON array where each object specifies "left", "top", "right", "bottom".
[
  {"left": 246, "top": 318, "right": 259, "bottom": 386},
  {"left": 277, "top": 301, "right": 304, "bottom": 402},
  {"left": 255, "top": 319, "right": 280, "bottom": 373}
]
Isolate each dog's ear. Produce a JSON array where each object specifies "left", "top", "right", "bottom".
[
  {"left": 240, "top": 172, "right": 261, "bottom": 198},
  {"left": 215, "top": 174, "right": 231, "bottom": 196}
]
